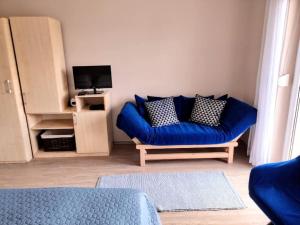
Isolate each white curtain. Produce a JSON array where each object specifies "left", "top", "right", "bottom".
[
  {"left": 249, "top": 0, "right": 289, "bottom": 166},
  {"left": 283, "top": 41, "right": 300, "bottom": 160}
]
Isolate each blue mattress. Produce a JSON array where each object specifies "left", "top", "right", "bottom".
[
  {"left": 117, "top": 97, "right": 257, "bottom": 145},
  {"left": 0, "top": 188, "right": 161, "bottom": 225}
]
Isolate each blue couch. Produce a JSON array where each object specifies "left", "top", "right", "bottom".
[
  {"left": 117, "top": 96, "right": 257, "bottom": 166},
  {"left": 117, "top": 96, "right": 257, "bottom": 145},
  {"left": 249, "top": 157, "right": 300, "bottom": 225}
]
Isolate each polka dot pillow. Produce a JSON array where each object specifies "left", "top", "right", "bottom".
[
  {"left": 144, "top": 97, "right": 180, "bottom": 127},
  {"left": 190, "top": 94, "right": 226, "bottom": 126}
]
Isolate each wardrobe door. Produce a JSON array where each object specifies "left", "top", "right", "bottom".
[
  {"left": 0, "top": 18, "right": 32, "bottom": 162},
  {"left": 9, "top": 17, "right": 69, "bottom": 114}
]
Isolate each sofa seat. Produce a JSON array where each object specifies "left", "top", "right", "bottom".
[
  {"left": 117, "top": 97, "right": 257, "bottom": 145},
  {"left": 147, "top": 122, "right": 227, "bottom": 145}
]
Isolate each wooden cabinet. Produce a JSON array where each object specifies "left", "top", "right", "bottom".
[
  {"left": 0, "top": 16, "right": 112, "bottom": 161},
  {"left": 9, "top": 17, "right": 68, "bottom": 114},
  {"left": 74, "top": 93, "right": 112, "bottom": 155},
  {"left": 0, "top": 18, "right": 32, "bottom": 162},
  {"left": 26, "top": 92, "right": 112, "bottom": 158},
  {"left": 74, "top": 112, "right": 109, "bottom": 154}
]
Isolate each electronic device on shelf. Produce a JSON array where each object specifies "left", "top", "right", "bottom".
[
  {"left": 69, "top": 98, "right": 76, "bottom": 106},
  {"left": 89, "top": 104, "right": 105, "bottom": 110},
  {"left": 73, "top": 65, "right": 112, "bottom": 94}
]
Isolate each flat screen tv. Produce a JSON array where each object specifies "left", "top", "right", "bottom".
[{"left": 73, "top": 65, "right": 112, "bottom": 94}]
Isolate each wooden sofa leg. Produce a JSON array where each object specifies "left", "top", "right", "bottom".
[
  {"left": 227, "top": 145, "right": 235, "bottom": 164},
  {"left": 139, "top": 148, "right": 146, "bottom": 167}
]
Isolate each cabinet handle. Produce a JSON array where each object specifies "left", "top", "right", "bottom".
[{"left": 4, "top": 80, "right": 13, "bottom": 94}]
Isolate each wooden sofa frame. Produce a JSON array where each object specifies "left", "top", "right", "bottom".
[{"left": 132, "top": 136, "right": 241, "bottom": 166}]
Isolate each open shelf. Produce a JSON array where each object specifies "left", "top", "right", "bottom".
[
  {"left": 28, "top": 107, "right": 76, "bottom": 115},
  {"left": 31, "top": 119, "right": 74, "bottom": 130},
  {"left": 27, "top": 92, "right": 112, "bottom": 159},
  {"left": 76, "top": 94, "right": 106, "bottom": 112}
]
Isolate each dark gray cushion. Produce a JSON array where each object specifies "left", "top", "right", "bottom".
[
  {"left": 145, "top": 97, "right": 179, "bottom": 127},
  {"left": 190, "top": 94, "right": 226, "bottom": 126}
]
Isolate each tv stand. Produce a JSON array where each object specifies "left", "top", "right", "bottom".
[
  {"left": 27, "top": 92, "right": 112, "bottom": 159},
  {"left": 74, "top": 92, "right": 112, "bottom": 154}
]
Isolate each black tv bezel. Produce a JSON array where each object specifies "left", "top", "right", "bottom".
[{"left": 72, "top": 65, "right": 112, "bottom": 90}]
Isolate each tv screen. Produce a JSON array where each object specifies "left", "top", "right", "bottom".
[{"left": 73, "top": 65, "right": 112, "bottom": 90}]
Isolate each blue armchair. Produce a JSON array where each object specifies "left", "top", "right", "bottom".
[{"left": 249, "top": 156, "right": 300, "bottom": 225}]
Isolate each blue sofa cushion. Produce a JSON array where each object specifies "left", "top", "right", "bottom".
[
  {"left": 117, "top": 102, "right": 152, "bottom": 143},
  {"left": 249, "top": 157, "right": 300, "bottom": 225},
  {"left": 217, "top": 94, "right": 228, "bottom": 100},
  {"left": 117, "top": 97, "right": 257, "bottom": 145},
  {"left": 135, "top": 95, "right": 147, "bottom": 117},
  {"left": 146, "top": 122, "right": 227, "bottom": 145},
  {"left": 180, "top": 96, "right": 195, "bottom": 121}
]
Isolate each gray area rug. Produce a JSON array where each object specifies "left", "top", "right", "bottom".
[{"left": 96, "top": 171, "right": 245, "bottom": 212}]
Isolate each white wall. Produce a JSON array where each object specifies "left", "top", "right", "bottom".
[{"left": 0, "top": 0, "right": 266, "bottom": 141}]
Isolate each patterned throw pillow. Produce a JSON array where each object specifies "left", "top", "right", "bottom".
[
  {"left": 147, "top": 95, "right": 183, "bottom": 120},
  {"left": 144, "top": 98, "right": 180, "bottom": 127},
  {"left": 181, "top": 95, "right": 214, "bottom": 121},
  {"left": 190, "top": 94, "right": 226, "bottom": 126}
]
